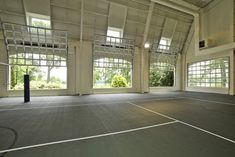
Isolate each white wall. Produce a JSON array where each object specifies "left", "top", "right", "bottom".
[
  {"left": 200, "top": 0, "right": 233, "bottom": 46},
  {"left": 184, "top": 0, "right": 235, "bottom": 95}
]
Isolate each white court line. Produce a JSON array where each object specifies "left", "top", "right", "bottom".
[
  {"left": 0, "top": 97, "right": 182, "bottom": 112},
  {"left": 178, "top": 97, "right": 235, "bottom": 106},
  {"left": 127, "top": 102, "right": 235, "bottom": 144},
  {"left": 0, "top": 121, "right": 178, "bottom": 154}
]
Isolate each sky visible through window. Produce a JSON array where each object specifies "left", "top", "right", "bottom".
[
  {"left": 106, "top": 27, "right": 122, "bottom": 43},
  {"left": 158, "top": 37, "right": 171, "bottom": 51}
]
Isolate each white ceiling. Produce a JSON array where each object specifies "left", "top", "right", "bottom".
[
  {"left": 182, "top": 0, "right": 214, "bottom": 8},
  {"left": 0, "top": 0, "right": 195, "bottom": 50}
]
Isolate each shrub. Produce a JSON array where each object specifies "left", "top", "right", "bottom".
[{"left": 111, "top": 75, "right": 128, "bottom": 87}]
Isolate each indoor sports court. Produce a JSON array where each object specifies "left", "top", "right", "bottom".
[
  {"left": 0, "top": 92, "right": 235, "bottom": 156},
  {"left": 0, "top": 0, "right": 235, "bottom": 156}
]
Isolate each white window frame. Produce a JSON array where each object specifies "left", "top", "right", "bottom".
[
  {"left": 26, "top": 12, "right": 51, "bottom": 28},
  {"left": 93, "top": 57, "right": 132, "bottom": 88},
  {"left": 187, "top": 58, "right": 229, "bottom": 88},
  {"left": 106, "top": 27, "right": 123, "bottom": 43},
  {"left": 158, "top": 37, "right": 171, "bottom": 52}
]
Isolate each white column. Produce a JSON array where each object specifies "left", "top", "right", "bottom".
[{"left": 140, "top": 2, "right": 154, "bottom": 93}]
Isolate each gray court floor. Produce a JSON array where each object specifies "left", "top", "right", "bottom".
[{"left": 0, "top": 92, "right": 235, "bottom": 157}]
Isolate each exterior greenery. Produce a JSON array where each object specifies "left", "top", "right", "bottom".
[
  {"left": 93, "top": 58, "right": 132, "bottom": 88},
  {"left": 149, "top": 62, "right": 174, "bottom": 87},
  {"left": 111, "top": 75, "right": 128, "bottom": 87},
  {"left": 9, "top": 59, "right": 66, "bottom": 90}
]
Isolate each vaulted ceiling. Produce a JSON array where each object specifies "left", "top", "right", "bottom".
[
  {"left": 182, "top": 0, "right": 214, "bottom": 8},
  {"left": 0, "top": 0, "right": 196, "bottom": 49}
]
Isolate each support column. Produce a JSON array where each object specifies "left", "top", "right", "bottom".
[
  {"left": 140, "top": 2, "right": 154, "bottom": 93},
  {"left": 78, "top": 0, "right": 84, "bottom": 95}
]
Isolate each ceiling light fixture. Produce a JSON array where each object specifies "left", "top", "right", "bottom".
[{"left": 144, "top": 43, "right": 150, "bottom": 48}]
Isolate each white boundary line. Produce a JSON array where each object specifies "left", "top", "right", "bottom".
[
  {"left": 127, "top": 102, "right": 235, "bottom": 144},
  {"left": 0, "top": 121, "right": 178, "bottom": 154},
  {"left": 178, "top": 97, "right": 235, "bottom": 106},
  {"left": 0, "top": 97, "right": 183, "bottom": 112}
]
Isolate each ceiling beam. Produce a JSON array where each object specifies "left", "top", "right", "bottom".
[
  {"left": 167, "top": 0, "right": 200, "bottom": 11},
  {"left": 151, "top": 0, "right": 198, "bottom": 16},
  {"left": 80, "top": 0, "right": 84, "bottom": 43},
  {"left": 151, "top": 0, "right": 199, "bottom": 54},
  {"left": 142, "top": 2, "right": 155, "bottom": 47}
]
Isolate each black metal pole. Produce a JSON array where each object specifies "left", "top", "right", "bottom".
[{"left": 24, "top": 74, "right": 30, "bottom": 102}]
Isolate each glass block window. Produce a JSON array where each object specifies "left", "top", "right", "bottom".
[{"left": 188, "top": 58, "right": 229, "bottom": 88}]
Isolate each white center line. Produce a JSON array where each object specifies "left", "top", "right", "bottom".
[
  {"left": 127, "top": 102, "right": 235, "bottom": 144},
  {"left": 0, "top": 121, "right": 178, "bottom": 154}
]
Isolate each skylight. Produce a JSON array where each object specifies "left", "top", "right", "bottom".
[
  {"left": 158, "top": 37, "right": 171, "bottom": 52},
  {"left": 106, "top": 27, "right": 123, "bottom": 43},
  {"left": 31, "top": 17, "right": 51, "bottom": 28},
  {"left": 26, "top": 12, "right": 51, "bottom": 28}
]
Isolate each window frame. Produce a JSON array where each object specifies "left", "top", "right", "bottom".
[
  {"left": 187, "top": 57, "right": 229, "bottom": 88},
  {"left": 93, "top": 57, "right": 132, "bottom": 88},
  {"left": 26, "top": 12, "right": 51, "bottom": 28},
  {"left": 8, "top": 64, "right": 68, "bottom": 90},
  {"left": 149, "top": 62, "right": 175, "bottom": 87},
  {"left": 106, "top": 27, "right": 123, "bottom": 43},
  {"left": 158, "top": 37, "right": 171, "bottom": 52}
]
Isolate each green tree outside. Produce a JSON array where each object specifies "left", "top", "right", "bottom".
[{"left": 111, "top": 75, "right": 128, "bottom": 87}]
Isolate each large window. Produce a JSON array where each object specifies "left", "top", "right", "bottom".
[
  {"left": 188, "top": 58, "right": 229, "bottom": 88},
  {"left": 8, "top": 13, "right": 67, "bottom": 90},
  {"left": 149, "top": 62, "right": 175, "bottom": 87},
  {"left": 93, "top": 58, "right": 132, "bottom": 88},
  {"left": 9, "top": 64, "right": 67, "bottom": 90}
]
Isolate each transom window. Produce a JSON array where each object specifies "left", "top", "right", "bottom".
[
  {"left": 188, "top": 58, "right": 229, "bottom": 88},
  {"left": 93, "top": 57, "right": 132, "bottom": 88},
  {"left": 149, "top": 62, "right": 175, "bottom": 87}
]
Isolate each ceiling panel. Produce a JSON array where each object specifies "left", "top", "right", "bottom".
[
  {"left": 182, "top": 0, "right": 214, "bottom": 8},
  {"left": 0, "top": 0, "right": 195, "bottom": 48}
]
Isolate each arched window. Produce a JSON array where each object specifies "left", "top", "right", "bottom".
[
  {"left": 93, "top": 57, "right": 132, "bottom": 88},
  {"left": 149, "top": 62, "right": 175, "bottom": 87}
]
